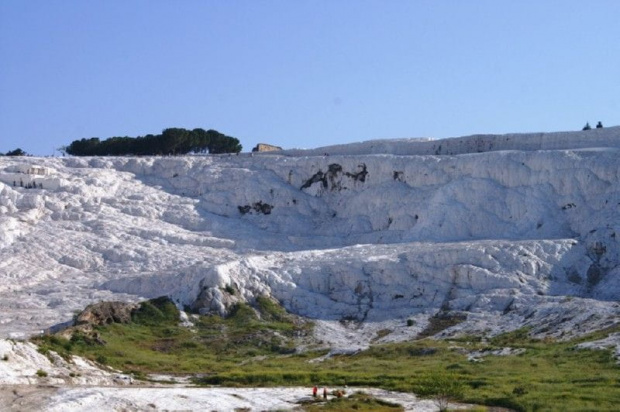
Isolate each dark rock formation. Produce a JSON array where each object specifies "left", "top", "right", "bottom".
[
  {"left": 238, "top": 201, "right": 274, "bottom": 215},
  {"left": 300, "top": 163, "right": 368, "bottom": 192},
  {"left": 75, "top": 301, "right": 139, "bottom": 326}
]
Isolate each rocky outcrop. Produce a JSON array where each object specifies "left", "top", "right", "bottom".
[
  {"left": 191, "top": 285, "right": 242, "bottom": 317},
  {"left": 238, "top": 201, "right": 273, "bottom": 215},
  {"left": 75, "top": 302, "right": 139, "bottom": 327},
  {"left": 300, "top": 163, "right": 367, "bottom": 193}
]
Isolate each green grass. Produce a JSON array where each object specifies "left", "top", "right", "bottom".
[
  {"left": 34, "top": 296, "right": 314, "bottom": 375},
  {"left": 33, "top": 299, "right": 620, "bottom": 411}
]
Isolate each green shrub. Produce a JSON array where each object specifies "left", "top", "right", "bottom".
[
  {"left": 513, "top": 385, "right": 528, "bottom": 395},
  {"left": 228, "top": 303, "right": 258, "bottom": 325},
  {"left": 256, "top": 296, "right": 287, "bottom": 321},
  {"left": 417, "top": 312, "right": 466, "bottom": 338},
  {"left": 482, "top": 397, "right": 525, "bottom": 412},
  {"left": 132, "top": 296, "right": 179, "bottom": 326},
  {"left": 490, "top": 327, "right": 532, "bottom": 346},
  {"left": 467, "top": 379, "right": 487, "bottom": 389},
  {"left": 180, "top": 341, "right": 199, "bottom": 349},
  {"left": 36, "top": 369, "right": 48, "bottom": 377}
]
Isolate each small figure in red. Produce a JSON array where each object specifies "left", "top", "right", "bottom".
[{"left": 312, "top": 385, "right": 318, "bottom": 397}]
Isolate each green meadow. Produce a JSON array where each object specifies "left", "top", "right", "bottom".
[{"left": 34, "top": 298, "right": 620, "bottom": 411}]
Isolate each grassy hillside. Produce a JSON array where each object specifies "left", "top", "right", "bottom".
[{"left": 34, "top": 298, "right": 620, "bottom": 411}]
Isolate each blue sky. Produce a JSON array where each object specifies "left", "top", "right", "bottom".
[{"left": 1, "top": 1, "right": 619, "bottom": 155}]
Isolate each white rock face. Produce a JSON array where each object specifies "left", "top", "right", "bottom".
[
  {"left": 0, "top": 127, "right": 619, "bottom": 346},
  {"left": 0, "top": 339, "right": 132, "bottom": 386}
]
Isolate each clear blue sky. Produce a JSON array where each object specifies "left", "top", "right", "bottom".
[{"left": 1, "top": 1, "right": 619, "bottom": 155}]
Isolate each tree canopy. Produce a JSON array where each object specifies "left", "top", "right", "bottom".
[
  {"left": 65, "top": 128, "right": 242, "bottom": 156},
  {"left": 0, "top": 148, "right": 27, "bottom": 156}
]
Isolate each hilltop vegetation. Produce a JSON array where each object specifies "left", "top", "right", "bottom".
[
  {"left": 64, "top": 127, "right": 242, "bottom": 156},
  {"left": 0, "top": 148, "right": 27, "bottom": 156}
]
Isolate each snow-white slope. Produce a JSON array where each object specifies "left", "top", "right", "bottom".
[
  {"left": 0, "top": 339, "right": 132, "bottom": 386},
  {"left": 0, "top": 127, "right": 619, "bottom": 346}
]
